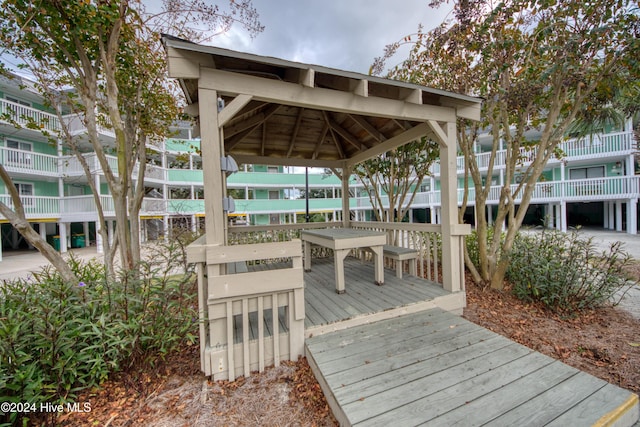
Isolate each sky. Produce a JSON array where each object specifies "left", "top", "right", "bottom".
[
  {"left": 208, "top": 0, "right": 454, "bottom": 75},
  {"left": 1, "top": 1, "right": 454, "bottom": 79}
]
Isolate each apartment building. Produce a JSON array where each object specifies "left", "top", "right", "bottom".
[{"left": 1, "top": 71, "right": 638, "bottom": 261}]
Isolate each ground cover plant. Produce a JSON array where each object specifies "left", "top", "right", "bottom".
[
  {"left": 506, "top": 229, "right": 637, "bottom": 313},
  {"left": 0, "top": 242, "right": 197, "bottom": 426}
]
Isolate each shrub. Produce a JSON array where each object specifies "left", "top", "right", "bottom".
[
  {"left": 506, "top": 229, "right": 637, "bottom": 313},
  {"left": 465, "top": 227, "right": 504, "bottom": 271},
  {"left": 0, "top": 243, "right": 197, "bottom": 426}
]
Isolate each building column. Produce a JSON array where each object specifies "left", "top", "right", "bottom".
[
  {"left": 487, "top": 205, "right": 493, "bottom": 226},
  {"left": 59, "top": 222, "right": 68, "bottom": 253},
  {"left": 627, "top": 199, "right": 638, "bottom": 234},
  {"left": 616, "top": 201, "right": 623, "bottom": 232},
  {"left": 39, "top": 222, "right": 47, "bottom": 242},
  {"left": 83, "top": 222, "right": 90, "bottom": 247},
  {"left": 608, "top": 202, "right": 615, "bottom": 230},
  {"left": 560, "top": 201, "right": 567, "bottom": 232},
  {"left": 191, "top": 214, "right": 197, "bottom": 233}
]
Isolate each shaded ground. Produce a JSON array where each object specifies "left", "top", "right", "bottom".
[{"left": 55, "top": 274, "right": 640, "bottom": 426}]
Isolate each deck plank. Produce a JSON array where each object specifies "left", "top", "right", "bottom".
[{"left": 306, "top": 307, "right": 639, "bottom": 427}]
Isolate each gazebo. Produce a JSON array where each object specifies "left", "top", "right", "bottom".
[{"left": 163, "top": 35, "right": 482, "bottom": 380}]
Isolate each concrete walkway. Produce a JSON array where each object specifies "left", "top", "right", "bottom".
[
  {"left": 0, "top": 246, "right": 100, "bottom": 282},
  {"left": 559, "top": 228, "right": 640, "bottom": 320}
]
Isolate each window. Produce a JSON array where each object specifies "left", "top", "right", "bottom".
[
  {"left": 14, "top": 182, "right": 34, "bottom": 206},
  {"left": 267, "top": 166, "right": 278, "bottom": 174},
  {"left": 5, "top": 96, "right": 31, "bottom": 107},
  {"left": 268, "top": 190, "right": 280, "bottom": 200},
  {"left": 569, "top": 166, "right": 605, "bottom": 180},
  {"left": 6, "top": 140, "right": 32, "bottom": 166}
]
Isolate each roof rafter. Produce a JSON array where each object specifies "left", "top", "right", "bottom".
[
  {"left": 287, "top": 108, "right": 305, "bottom": 157},
  {"left": 225, "top": 104, "right": 280, "bottom": 151},
  {"left": 349, "top": 114, "right": 387, "bottom": 143}
]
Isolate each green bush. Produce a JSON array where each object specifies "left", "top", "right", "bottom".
[
  {"left": 506, "top": 229, "right": 636, "bottom": 313},
  {"left": 0, "top": 245, "right": 197, "bottom": 426},
  {"left": 465, "top": 227, "right": 504, "bottom": 270}
]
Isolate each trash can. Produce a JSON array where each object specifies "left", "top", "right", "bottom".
[
  {"left": 51, "top": 235, "right": 60, "bottom": 251},
  {"left": 71, "top": 234, "right": 85, "bottom": 248}
]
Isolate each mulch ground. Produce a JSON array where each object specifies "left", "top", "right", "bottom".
[{"left": 48, "top": 276, "right": 640, "bottom": 426}]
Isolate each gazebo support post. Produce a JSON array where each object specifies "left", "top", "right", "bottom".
[
  {"left": 341, "top": 165, "right": 351, "bottom": 227},
  {"left": 431, "top": 120, "right": 468, "bottom": 293}
]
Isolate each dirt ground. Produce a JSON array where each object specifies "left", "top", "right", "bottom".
[{"left": 53, "top": 272, "right": 640, "bottom": 427}]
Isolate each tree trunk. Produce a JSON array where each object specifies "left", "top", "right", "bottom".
[{"left": 0, "top": 165, "right": 78, "bottom": 284}]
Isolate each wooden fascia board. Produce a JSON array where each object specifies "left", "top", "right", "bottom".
[
  {"left": 232, "top": 154, "right": 344, "bottom": 169},
  {"left": 166, "top": 46, "right": 214, "bottom": 79},
  {"left": 346, "top": 122, "right": 431, "bottom": 168},
  {"left": 439, "top": 98, "right": 482, "bottom": 122},
  {"left": 199, "top": 68, "right": 457, "bottom": 123}
]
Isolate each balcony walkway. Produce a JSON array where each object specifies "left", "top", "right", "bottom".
[{"left": 306, "top": 307, "right": 640, "bottom": 427}]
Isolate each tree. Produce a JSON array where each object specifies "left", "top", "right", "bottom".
[
  {"left": 0, "top": 0, "right": 262, "bottom": 279},
  {"left": 353, "top": 138, "right": 439, "bottom": 223},
  {"left": 374, "top": 0, "right": 640, "bottom": 288}
]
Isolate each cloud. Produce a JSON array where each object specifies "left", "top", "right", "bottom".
[{"left": 210, "top": 0, "right": 453, "bottom": 74}]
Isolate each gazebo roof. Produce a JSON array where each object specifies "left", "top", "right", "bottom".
[{"left": 163, "top": 35, "right": 482, "bottom": 169}]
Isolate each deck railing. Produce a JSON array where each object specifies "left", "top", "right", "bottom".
[
  {"left": 0, "top": 195, "right": 60, "bottom": 219},
  {"left": 227, "top": 221, "right": 457, "bottom": 288},
  {"left": 186, "top": 236, "right": 305, "bottom": 380},
  {"left": 350, "top": 221, "right": 448, "bottom": 284},
  {"left": 0, "top": 98, "right": 60, "bottom": 132},
  {"left": 0, "top": 147, "right": 59, "bottom": 177}
]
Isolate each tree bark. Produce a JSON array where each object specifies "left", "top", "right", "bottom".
[{"left": 0, "top": 165, "right": 79, "bottom": 284}]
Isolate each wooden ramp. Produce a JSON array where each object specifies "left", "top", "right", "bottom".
[{"left": 305, "top": 308, "right": 639, "bottom": 427}]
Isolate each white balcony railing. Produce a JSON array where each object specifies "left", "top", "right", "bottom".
[
  {"left": 0, "top": 147, "right": 59, "bottom": 176},
  {"left": 0, "top": 98, "right": 60, "bottom": 132},
  {"left": 431, "top": 131, "right": 635, "bottom": 175},
  {"left": 0, "top": 195, "right": 60, "bottom": 218}
]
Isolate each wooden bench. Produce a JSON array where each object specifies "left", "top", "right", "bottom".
[{"left": 383, "top": 245, "right": 418, "bottom": 279}]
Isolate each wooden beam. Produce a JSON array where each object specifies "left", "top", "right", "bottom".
[
  {"left": 166, "top": 46, "right": 214, "bottom": 79},
  {"left": 329, "top": 127, "right": 346, "bottom": 160},
  {"left": 200, "top": 68, "right": 457, "bottom": 123},
  {"left": 346, "top": 122, "right": 431, "bottom": 167},
  {"left": 403, "top": 88, "right": 423, "bottom": 104},
  {"left": 184, "top": 102, "right": 199, "bottom": 117},
  {"left": 300, "top": 69, "right": 315, "bottom": 87},
  {"left": 312, "top": 124, "right": 330, "bottom": 160},
  {"left": 349, "top": 115, "right": 386, "bottom": 142},
  {"left": 427, "top": 119, "right": 449, "bottom": 148},
  {"left": 218, "top": 94, "right": 253, "bottom": 127},
  {"left": 352, "top": 79, "right": 368, "bottom": 97},
  {"left": 261, "top": 122, "right": 266, "bottom": 156},
  {"left": 197, "top": 87, "right": 225, "bottom": 245},
  {"left": 287, "top": 108, "right": 305, "bottom": 157},
  {"left": 232, "top": 153, "right": 344, "bottom": 169},
  {"left": 440, "top": 98, "right": 482, "bottom": 121},
  {"left": 225, "top": 104, "right": 281, "bottom": 150},
  {"left": 322, "top": 111, "right": 347, "bottom": 159},
  {"left": 224, "top": 104, "right": 279, "bottom": 138},
  {"left": 328, "top": 118, "right": 366, "bottom": 151}
]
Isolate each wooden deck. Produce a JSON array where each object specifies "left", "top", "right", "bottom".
[
  {"left": 250, "top": 256, "right": 464, "bottom": 336},
  {"left": 306, "top": 308, "right": 640, "bottom": 427}
]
